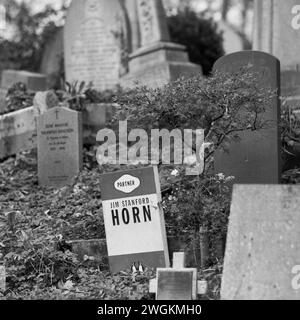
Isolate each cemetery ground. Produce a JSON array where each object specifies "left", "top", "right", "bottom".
[
  {"left": 1, "top": 67, "right": 300, "bottom": 300},
  {"left": 0, "top": 148, "right": 222, "bottom": 300}
]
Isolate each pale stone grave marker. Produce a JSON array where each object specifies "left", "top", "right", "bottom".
[
  {"left": 64, "top": 0, "right": 129, "bottom": 91},
  {"left": 213, "top": 51, "right": 281, "bottom": 184},
  {"left": 1, "top": 70, "right": 47, "bottom": 91},
  {"left": 0, "top": 265, "right": 5, "bottom": 293},
  {"left": 100, "top": 166, "right": 170, "bottom": 273},
  {"left": 149, "top": 252, "right": 207, "bottom": 300},
  {"left": 37, "top": 107, "right": 83, "bottom": 187},
  {"left": 221, "top": 185, "right": 300, "bottom": 300}
]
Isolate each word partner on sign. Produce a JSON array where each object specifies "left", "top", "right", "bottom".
[{"left": 100, "top": 166, "right": 170, "bottom": 273}]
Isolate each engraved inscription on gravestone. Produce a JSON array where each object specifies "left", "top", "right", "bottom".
[
  {"left": 37, "top": 107, "right": 82, "bottom": 187},
  {"left": 64, "top": 0, "right": 129, "bottom": 91}
]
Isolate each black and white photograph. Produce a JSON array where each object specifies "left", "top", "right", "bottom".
[{"left": 0, "top": 0, "right": 300, "bottom": 315}]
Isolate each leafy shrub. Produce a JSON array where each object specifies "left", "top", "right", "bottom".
[
  {"left": 4, "top": 232, "right": 79, "bottom": 293},
  {"left": 168, "top": 8, "right": 224, "bottom": 75},
  {"left": 107, "top": 69, "right": 275, "bottom": 264}
]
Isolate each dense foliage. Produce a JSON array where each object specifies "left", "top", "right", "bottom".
[
  {"left": 0, "top": 1, "right": 65, "bottom": 74},
  {"left": 168, "top": 8, "right": 224, "bottom": 75}
]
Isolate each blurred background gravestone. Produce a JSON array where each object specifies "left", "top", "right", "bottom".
[
  {"left": 253, "top": 0, "right": 300, "bottom": 108},
  {"left": 64, "top": 0, "right": 130, "bottom": 91},
  {"left": 222, "top": 185, "right": 300, "bottom": 300},
  {"left": 213, "top": 51, "right": 281, "bottom": 184},
  {"left": 40, "top": 27, "right": 64, "bottom": 89},
  {"left": 121, "top": 0, "right": 202, "bottom": 88}
]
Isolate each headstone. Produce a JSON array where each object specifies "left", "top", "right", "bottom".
[
  {"left": 149, "top": 252, "right": 207, "bottom": 300},
  {"left": 1, "top": 70, "right": 47, "bottom": 91},
  {"left": 0, "top": 107, "right": 36, "bottom": 159},
  {"left": 213, "top": 51, "right": 281, "bottom": 184},
  {"left": 40, "top": 27, "right": 64, "bottom": 89},
  {"left": 100, "top": 166, "right": 170, "bottom": 273},
  {"left": 121, "top": 0, "right": 202, "bottom": 88},
  {"left": 0, "top": 265, "right": 5, "bottom": 293},
  {"left": 0, "top": 103, "right": 115, "bottom": 160},
  {"left": 37, "top": 107, "right": 83, "bottom": 187},
  {"left": 253, "top": 0, "right": 300, "bottom": 107},
  {"left": 64, "top": 0, "right": 130, "bottom": 91},
  {"left": 0, "top": 88, "right": 7, "bottom": 113},
  {"left": 221, "top": 185, "right": 300, "bottom": 300}
]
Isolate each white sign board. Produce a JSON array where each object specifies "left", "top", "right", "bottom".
[{"left": 100, "top": 166, "right": 169, "bottom": 273}]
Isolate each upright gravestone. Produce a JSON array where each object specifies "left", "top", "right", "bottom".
[
  {"left": 100, "top": 166, "right": 170, "bottom": 273},
  {"left": 40, "top": 27, "right": 64, "bottom": 89},
  {"left": 64, "top": 0, "right": 129, "bottom": 91},
  {"left": 222, "top": 185, "right": 300, "bottom": 300},
  {"left": 37, "top": 107, "right": 83, "bottom": 187},
  {"left": 213, "top": 51, "right": 281, "bottom": 184},
  {"left": 0, "top": 265, "right": 5, "bottom": 293},
  {"left": 253, "top": 0, "right": 300, "bottom": 107},
  {"left": 1, "top": 70, "right": 47, "bottom": 91}
]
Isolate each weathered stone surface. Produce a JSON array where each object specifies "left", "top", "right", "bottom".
[
  {"left": 122, "top": 0, "right": 202, "bottom": 88},
  {"left": 0, "top": 107, "right": 36, "bottom": 159},
  {"left": 136, "top": 0, "right": 170, "bottom": 46},
  {"left": 64, "top": 0, "right": 130, "bottom": 91},
  {"left": 157, "top": 270, "right": 193, "bottom": 300},
  {"left": 253, "top": 0, "right": 300, "bottom": 70},
  {"left": 40, "top": 27, "right": 64, "bottom": 89},
  {"left": 253, "top": 0, "right": 300, "bottom": 103},
  {"left": 1, "top": 70, "right": 47, "bottom": 91},
  {"left": 0, "top": 266, "right": 5, "bottom": 293},
  {"left": 0, "top": 88, "right": 7, "bottom": 113},
  {"left": 221, "top": 185, "right": 300, "bottom": 300},
  {"left": 82, "top": 103, "right": 117, "bottom": 144},
  {"left": 33, "top": 91, "right": 60, "bottom": 117},
  {"left": 0, "top": 104, "right": 116, "bottom": 160},
  {"left": 213, "top": 51, "right": 281, "bottom": 184},
  {"left": 37, "top": 107, "right": 83, "bottom": 187}
]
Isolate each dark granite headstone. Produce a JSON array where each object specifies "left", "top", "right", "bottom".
[
  {"left": 37, "top": 107, "right": 82, "bottom": 187},
  {"left": 213, "top": 51, "right": 281, "bottom": 184}
]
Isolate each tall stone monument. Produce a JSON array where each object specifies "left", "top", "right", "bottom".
[
  {"left": 253, "top": 0, "right": 300, "bottom": 107},
  {"left": 121, "top": 0, "right": 202, "bottom": 88},
  {"left": 64, "top": 0, "right": 130, "bottom": 91}
]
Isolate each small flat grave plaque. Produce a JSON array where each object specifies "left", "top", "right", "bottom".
[
  {"left": 150, "top": 252, "right": 204, "bottom": 300},
  {"left": 37, "top": 107, "right": 83, "bottom": 187},
  {"left": 157, "top": 270, "right": 193, "bottom": 300}
]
